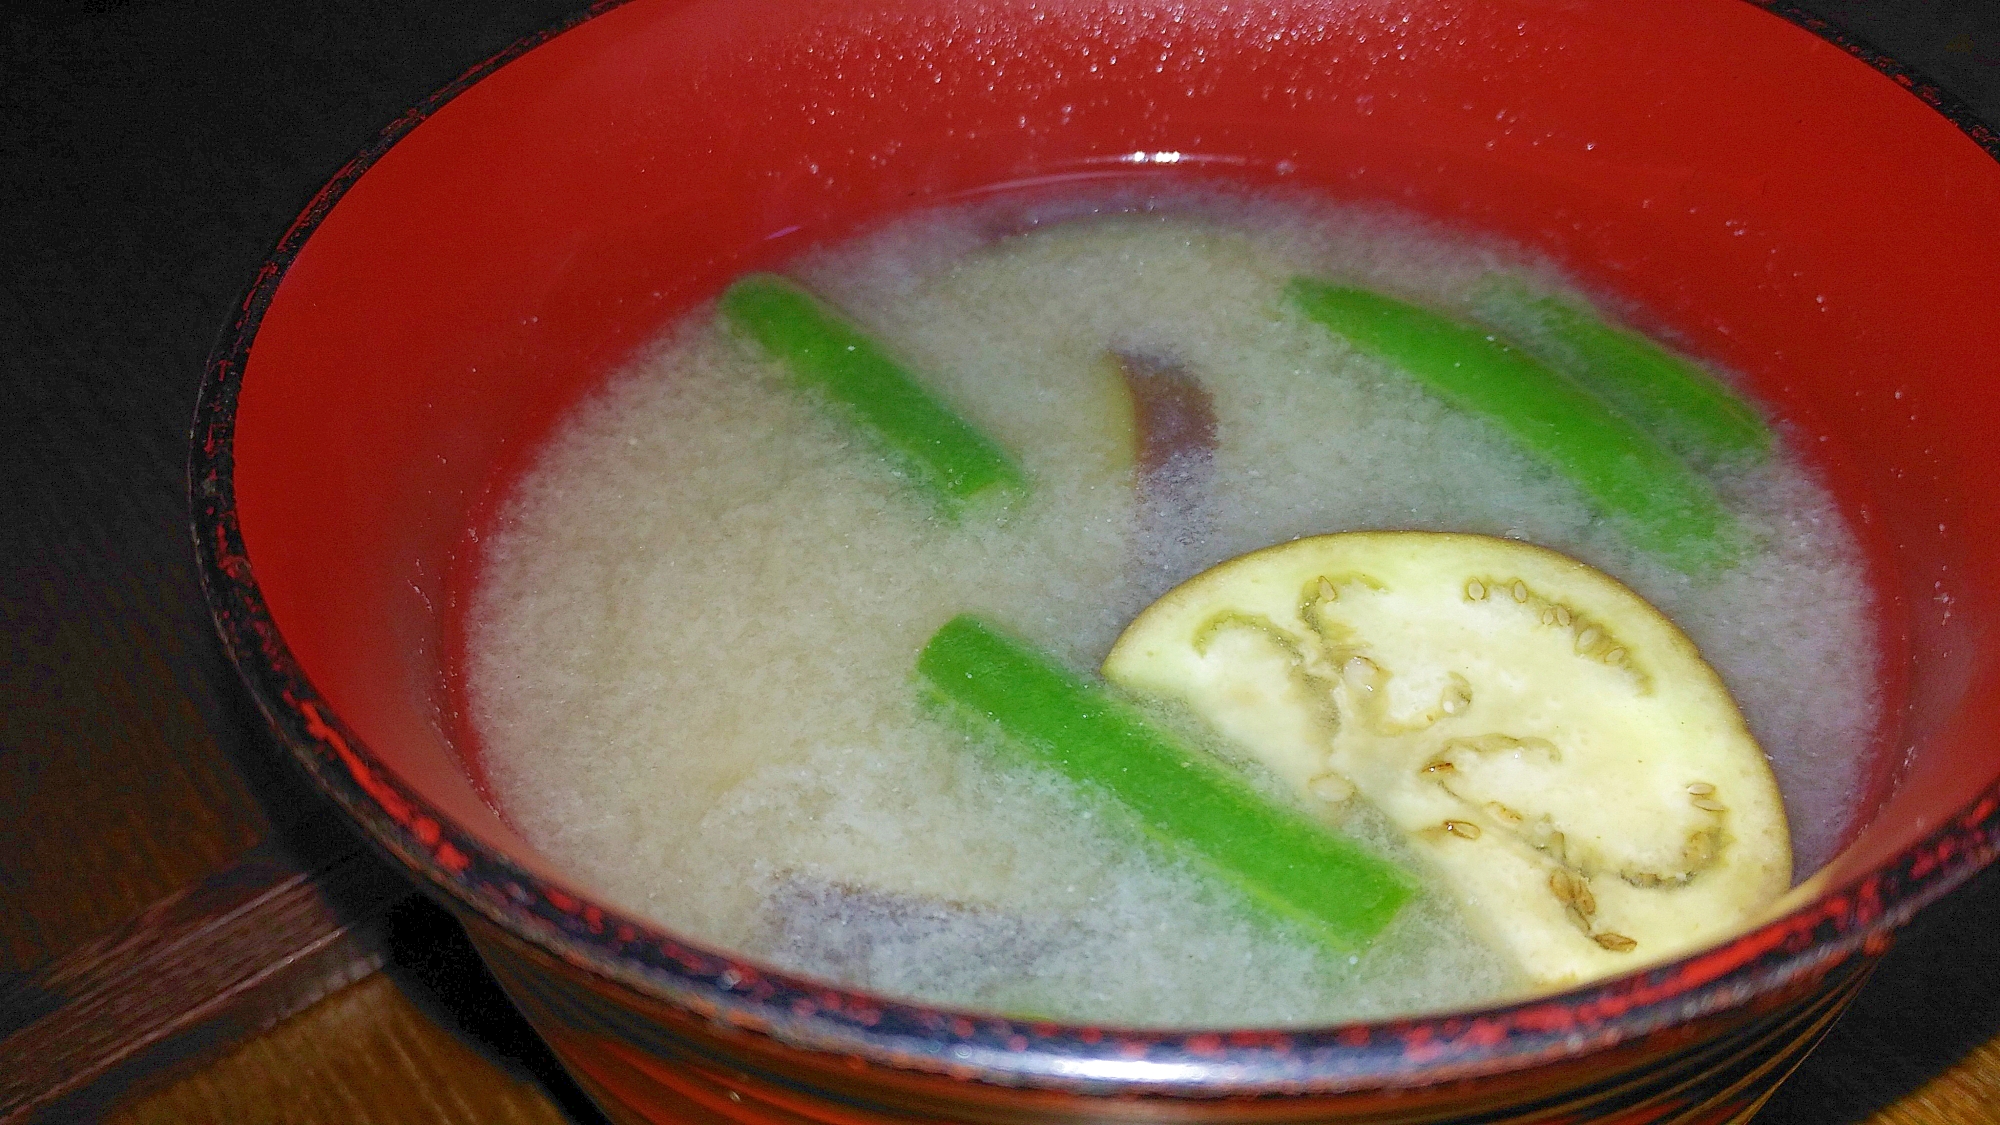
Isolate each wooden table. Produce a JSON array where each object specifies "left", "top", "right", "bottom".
[{"left": 3, "top": 2, "right": 1997, "bottom": 1121}]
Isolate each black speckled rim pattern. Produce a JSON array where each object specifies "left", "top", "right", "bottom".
[
  {"left": 1757, "top": 1, "right": 2000, "bottom": 160},
  {"left": 189, "top": 0, "right": 2000, "bottom": 1096}
]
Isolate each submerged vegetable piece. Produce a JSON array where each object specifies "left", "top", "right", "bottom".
[
  {"left": 1470, "top": 275, "right": 1772, "bottom": 462},
  {"left": 1103, "top": 533, "right": 1791, "bottom": 991},
  {"left": 761, "top": 875, "right": 1067, "bottom": 1017},
  {"left": 1113, "top": 349, "right": 1218, "bottom": 483},
  {"left": 1285, "top": 279, "right": 1744, "bottom": 573},
  {"left": 719, "top": 274, "right": 1027, "bottom": 516},
  {"left": 916, "top": 615, "right": 1413, "bottom": 951},
  {"left": 1113, "top": 349, "right": 1217, "bottom": 578}
]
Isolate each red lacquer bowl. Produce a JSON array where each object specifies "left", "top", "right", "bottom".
[{"left": 191, "top": 1, "right": 2000, "bottom": 1121}]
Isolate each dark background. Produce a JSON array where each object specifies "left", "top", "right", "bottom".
[{"left": 4, "top": 1, "right": 1999, "bottom": 1121}]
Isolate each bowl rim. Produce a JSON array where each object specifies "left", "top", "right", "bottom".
[{"left": 189, "top": 0, "right": 2000, "bottom": 1096}]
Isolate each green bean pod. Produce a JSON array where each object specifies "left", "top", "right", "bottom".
[
  {"left": 720, "top": 274, "right": 1026, "bottom": 517},
  {"left": 916, "top": 614, "right": 1412, "bottom": 951},
  {"left": 1286, "top": 279, "right": 1745, "bottom": 573},
  {"left": 1471, "top": 275, "right": 1771, "bottom": 462}
]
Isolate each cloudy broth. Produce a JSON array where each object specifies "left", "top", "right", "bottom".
[{"left": 463, "top": 188, "right": 1878, "bottom": 1026}]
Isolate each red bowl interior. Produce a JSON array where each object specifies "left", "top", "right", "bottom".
[{"left": 207, "top": 0, "right": 2000, "bottom": 1075}]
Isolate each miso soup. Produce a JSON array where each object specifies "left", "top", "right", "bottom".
[{"left": 463, "top": 188, "right": 1878, "bottom": 1026}]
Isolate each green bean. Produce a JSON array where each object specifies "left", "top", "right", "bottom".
[
  {"left": 916, "top": 614, "right": 1412, "bottom": 951},
  {"left": 1471, "top": 275, "right": 1771, "bottom": 462},
  {"left": 719, "top": 274, "right": 1026, "bottom": 516},
  {"left": 1286, "top": 279, "right": 1744, "bottom": 573}
]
